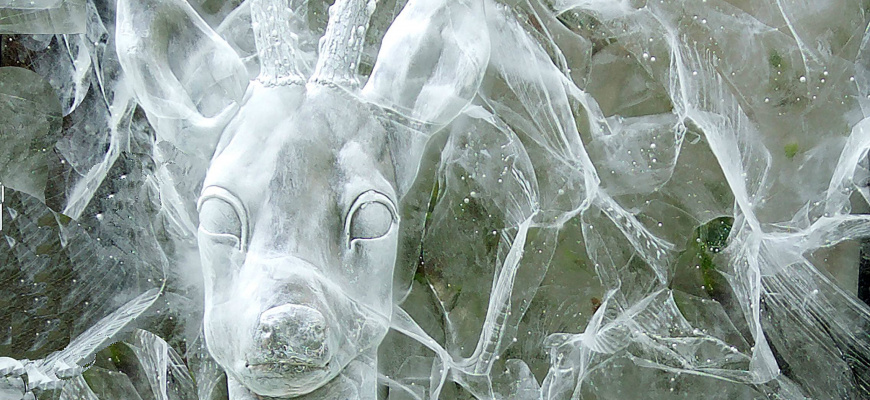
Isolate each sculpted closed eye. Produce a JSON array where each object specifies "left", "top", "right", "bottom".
[
  {"left": 346, "top": 191, "right": 397, "bottom": 244},
  {"left": 350, "top": 202, "right": 393, "bottom": 240},
  {"left": 197, "top": 186, "right": 248, "bottom": 250},
  {"left": 199, "top": 198, "right": 243, "bottom": 239}
]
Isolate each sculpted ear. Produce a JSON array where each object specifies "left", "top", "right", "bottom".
[
  {"left": 116, "top": 0, "right": 248, "bottom": 154},
  {"left": 362, "top": 0, "right": 490, "bottom": 128}
]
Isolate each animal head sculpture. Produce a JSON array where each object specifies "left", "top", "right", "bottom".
[{"left": 115, "top": 0, "right": 488, "bottom": 397}]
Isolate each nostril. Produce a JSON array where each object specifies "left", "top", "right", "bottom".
[{"left": 254, "top": 304, "right": 330, "bottom": 366}]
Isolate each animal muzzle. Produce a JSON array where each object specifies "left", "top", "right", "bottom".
[
  {"left": 251, "top": 304, "right": 332, "bottom": 368},
  {"left": 204, "top": 254, "right": 389, "bottom": 397}
]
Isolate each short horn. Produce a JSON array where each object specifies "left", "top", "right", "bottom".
[
  {"left": 250, "top": 0, "right": 309, "bottom": 86},
  {"left": 309, "top": 0, "right": 377, "bottom": 89}
]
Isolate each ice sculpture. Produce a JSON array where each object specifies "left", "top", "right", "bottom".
[
  {"left": 5, "top": 0, "right": 870, "bottom": 399},
  {"left": 115, "top": 0, "right": 488, "bottom": 398}
]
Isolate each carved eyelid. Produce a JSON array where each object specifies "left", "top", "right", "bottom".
[
  {"left": 345, "top": 190, "right": 398, "bottom": 248},
  {"left": 197, "top": 186, "right": 249, "bottom": 251}
]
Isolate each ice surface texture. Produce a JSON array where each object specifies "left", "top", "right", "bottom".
[{"left": 4, "top": 0, "right": 870, "bottom": 399}]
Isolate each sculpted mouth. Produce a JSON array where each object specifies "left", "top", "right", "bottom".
[
  {"left": 240, "top": 359, "right": 334, "bottom": 398},
  {"left": 246, "top": 360, "right": 329, "bottom": 379},
  {"left": 247, "top": 350, "right": 327, "bottom": 369},
  {"left": 246, "top": 342, "right": 330, "bottom": 372},
  {"left": 245, "top": 360, "right": 329, "bottom": 375}
]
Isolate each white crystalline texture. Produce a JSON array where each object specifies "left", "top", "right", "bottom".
[{"left": 4, "top": 0, "right": 870, "bottom": 399}]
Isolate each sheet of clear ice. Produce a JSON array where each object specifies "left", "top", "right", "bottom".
[{"left": 2, "top": 0, "right": 870, "bottom": 398}]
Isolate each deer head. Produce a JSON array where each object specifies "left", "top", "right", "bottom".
[{"left": 115, "top": 0, "right": 488, "bottom": 398}]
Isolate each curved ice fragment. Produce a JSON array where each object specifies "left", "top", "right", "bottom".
[
  {"left": 0, "top": 358, "right": 25, "bottom": 377},
  {"left": 362, "top": 0, "right": 490, "bottom": 127},
  {"left": 0, "top": 67, "right": 63, "bottom": 202},
  {"left": 47, "top": 287, "right": 161, "bottom": 369},
  {"left": 116, "top": 0, "right": 248, "bottom": 156}
]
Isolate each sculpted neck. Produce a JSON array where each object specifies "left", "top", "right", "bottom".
[{"left": 227, "top": 352, "right": 378, "bottom": 400}]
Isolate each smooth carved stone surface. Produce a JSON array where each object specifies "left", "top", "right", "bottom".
[{"left": 3, "top": 0, "right": 870, "bottom": 399}]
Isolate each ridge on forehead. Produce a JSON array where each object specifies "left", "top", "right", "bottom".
[
  {"left": 212, "top": 100, "right": 384, "bottom": 181},
  {"left": 295, "top": 87, "right": 389, "bottom": 141}
]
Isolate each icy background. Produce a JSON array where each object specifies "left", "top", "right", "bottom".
[{"left": 3, "top": 0, "right": 870, "bottom": 398}]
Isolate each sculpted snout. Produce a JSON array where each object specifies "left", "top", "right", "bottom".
[
  {"left": 252, "top": 304, "right": 332, "bottom": 368},
  {"left": 211, "top": 259, "right": 352, "bottom": 398}
]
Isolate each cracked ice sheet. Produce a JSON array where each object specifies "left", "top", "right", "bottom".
[
  {"left": 5, "top": 0, "right": 870, "bottom": 398},
  {"left": 252, "top": 0, "right": 870, "bottom": 398},
  {"left": 518, "top": 0, "right": 870, "bottom": 397}
]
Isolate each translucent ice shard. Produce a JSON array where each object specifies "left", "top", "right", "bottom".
[
  {"left": 0, "top": 0, "right": 86, "bottom": 34},
  {"left": 0, "top": 0, "right": 62, "bottom": 8},
  {"left": 0, "top": 67, "right": 63, "bottom": 202},
  {"left": 363, "top": 0, "right": 490, "bottom": 127},
  {"left": 116, "top": 0, "right": 248, "bottom": 157}
]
